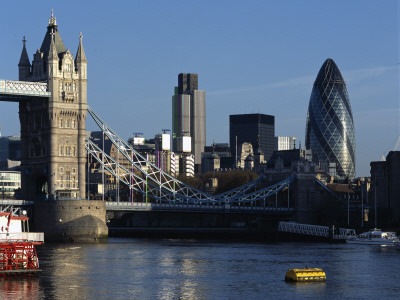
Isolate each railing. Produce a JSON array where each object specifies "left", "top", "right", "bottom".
[
  {"left": 0, "top": 232, "right": 44, "bottom": 243},
  {"left": 106, "top": 201, "right": 295, "bottom": 213},
  {"left": 0, "top": 79, "right": 50, "bottom": 97},
  {"left": 0, "top": 199, "right": 34, "bottom": 206},
  {"left": 278, "top": 221, "right": 356, "bottom": 239}
]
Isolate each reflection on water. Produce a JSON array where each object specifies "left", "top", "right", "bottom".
[
  {"left": 1, "top": 239, "right": 400, "bottom": 299},
  {"left": 0, "top": 277, "right": 40, "bottom": 300}
]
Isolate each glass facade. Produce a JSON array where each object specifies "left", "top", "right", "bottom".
[
  {"left": 0, "top": 171, "right": 21, "bottom": 198},
  {"left": 230, "top": 114, "right": 275, "bottom": 162},
  {"left": 305, "top": 59, "right": 356, "bottom": 179}
]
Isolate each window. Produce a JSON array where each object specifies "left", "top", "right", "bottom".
[{"left": 59, "top": 118, "right": 63, "bottom": 128}]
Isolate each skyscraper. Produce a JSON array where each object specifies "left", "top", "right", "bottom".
[
  {"left": 172, "top": 73, "right": 206, "bottom": 172},
  {"left": 305, "top": 58, "right": 356, "bottom": 179},
  {"left": 229, "top": 114, "right": 275, "bottom": 164}
]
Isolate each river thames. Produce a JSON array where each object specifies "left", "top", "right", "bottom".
[{"left": 1, "top": 238, "right": 400, "bottom": 299}]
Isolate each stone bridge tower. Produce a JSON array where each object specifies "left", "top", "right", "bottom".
[
  {"left": 18, "top": 11, "right": 87, "bottom": 201},
  {"left": 18, "top": 12, "right": 107, "bottom": 242}
]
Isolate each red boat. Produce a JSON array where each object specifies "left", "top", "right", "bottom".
[{"left": 0, "top": 210, "right": 44, "bottom": 276}]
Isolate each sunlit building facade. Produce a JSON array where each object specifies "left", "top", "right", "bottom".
[{"left": 305, "top": 58, "right": 355, "bottom": 179}]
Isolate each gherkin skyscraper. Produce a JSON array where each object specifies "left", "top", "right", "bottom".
[{"left": 305, "top": 58, "right": 356, "bottom": 179}]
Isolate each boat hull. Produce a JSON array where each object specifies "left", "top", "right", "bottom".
[{"left": 346, "top": 239, "right": 398, "bottom": 246}]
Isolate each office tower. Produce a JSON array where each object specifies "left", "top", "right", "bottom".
[
  {"left": 172, "top": 73, "right": 206, "bottom": 172},
  {"left": 305, "top": 58, "right": 356, "bottom": 179},
  {"left": 275, "top": 136, "right": 296, "bottom": 151},
  {"left": 229, "top": 114, "right": 275, "bottom": 164}
]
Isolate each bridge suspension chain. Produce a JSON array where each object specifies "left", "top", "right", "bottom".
[{"left": 86, "top": 106, "right": 295, "bottom": 206}]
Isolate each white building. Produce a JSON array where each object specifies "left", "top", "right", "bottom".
[
  {"left": 0, "top": 171, "right": 21, "bottom": 199},
  {"left": 275, "top": 136, "right": 296, "bottom": 151}
]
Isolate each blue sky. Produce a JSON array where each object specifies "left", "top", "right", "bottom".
[{"left": 0, "top": 0, "right": 398, "bottom": 177}]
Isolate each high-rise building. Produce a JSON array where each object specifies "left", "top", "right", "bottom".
[
  {"left": 172, "top": 73, "right": 206, "bottom": 172},
  {"left": 305, "top": 58, "right": 356, "bottom": 179},
  {"left": 275, "top": 136, "right": 296, "bottom": 151},
  {"left": 229, "top": 114, "right": 275, "bottom": 163}
]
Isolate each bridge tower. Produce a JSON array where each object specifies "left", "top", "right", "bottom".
[
  {"left": 17, "top": 11, "right": 107, "bottom": 242},
  {"left": 18, "top": 11, "right": 87, "bottom": 201}
]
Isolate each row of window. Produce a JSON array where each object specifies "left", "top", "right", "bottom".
[
  {"left": 59, "top": 145, "right": 77, "bottom": 157},
  {"left": 59, "top": 167, "right": 76, "bottom": 174},
  {"left": 60, "top": 81, "right": 76, "bottom": 91},
  {"left": 59, "top": 118, "right": 77, "bottom": 129},
  {"left": 0, "top": 182, "right": 19, "bottom": 186}
]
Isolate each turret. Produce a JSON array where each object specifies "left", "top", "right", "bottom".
[
  {"left": 74, "top": 32, "right": 87, "bottom": 80},
  {"left": 18, "top": 36, "right": 31, "bottom": 81},
  {"left": 47, "top": 29, "right": 59, "bottom": 78}
]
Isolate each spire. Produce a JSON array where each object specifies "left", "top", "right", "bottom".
[
  {"left": 49, "top": 8, "right": 57, "bottom": 27},
  {"left": 48, "top": 29, "right": 58, "bottom": 61},
  {"left": 18, "top": 36, "right": 31, "bottom": 67},
  {"left": 75, "top": 32, "right": 87, "bottom": 64},
  {"left": 40, "top": 9, "right": 66, "bottom": 58}
]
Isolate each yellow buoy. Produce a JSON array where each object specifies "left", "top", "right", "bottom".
[{"left": 285, "top": 267, "right": 326, "bottom": 282}]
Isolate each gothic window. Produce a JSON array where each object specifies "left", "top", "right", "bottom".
[
  {"left": 73, "top": 147, "right": 76, "bottom": 157},
  {"left": 65, "top": 64, "right": 72, "bottom": 72},
  {"left": 66, "top": 146, "right": 71, "bottom": 156},
  {"left": 59, "top": 167, "right": 64, "bottom": 173},
  {"left": 35, "top": 115, "right": 41, "bottom": 129},
  {"left": 59, "top": 118, "right": 63, "bottom": 128},
  {"left": 72, "top": 120, "right": 76, "bottom": 128},
  {"left": 60, "top": 145, "right": 64, "bottom": 156},
  {"left": 59, "top": 82, "right": 63, "bottom": 91},
  {"left": 72, "top": 168, "right": 76, "bottom": 174},
  {"left": 66, "top": 171, "right": 71, "bottom": 188},
  {"left": 72, "top": 176, "right": 76, "bottom": 188},
  {"left": 33, "top": 138, "right": 41, "bottom": 156}
]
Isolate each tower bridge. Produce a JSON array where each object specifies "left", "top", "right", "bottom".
[{"left": 0, "top": 12, "right": 348, "bottom": 241}]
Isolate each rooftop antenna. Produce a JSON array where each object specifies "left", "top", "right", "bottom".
[{"left": 162, "top": 129, "right": 171, "bottom": 134}]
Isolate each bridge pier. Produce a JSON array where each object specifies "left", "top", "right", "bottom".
[{"left": 34, "top": 200, "right": 108, "bottom": 242}]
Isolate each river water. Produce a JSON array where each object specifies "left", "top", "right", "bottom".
[{"left": 1, "top": 238, "right": 400, "bottom": 299}]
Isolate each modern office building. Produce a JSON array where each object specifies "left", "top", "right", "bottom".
[
  {"left": 275, "top": 136, "right": 296, "bottom": 151},
  {"left": 305, "top": 58, "right": 356, "bottom": 179},
  {"left": 229, "top": 114, "right": 275, "bottom": 163},
  {"left": 172, "top": 73, "right": 206, "bottom": 172},
  {"left": 0, "top": 170, "right": 21, "bottom": 199},
  {"left": 0, "top": 135, "right": 21, "bottom": 162}
]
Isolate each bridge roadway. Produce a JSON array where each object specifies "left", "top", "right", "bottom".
[
  {"left": 0, "top": 199, "right": 294, "bottom": 214},
  {"left": 0, "top": 79, "right": 50, "bottom": 101},
  {"left": 106, "top": 201, "right": 294, "bottom": 213}
]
